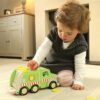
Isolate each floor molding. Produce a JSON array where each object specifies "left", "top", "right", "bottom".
[{"left": 87, "top": 61, "right": 100, "bottom": 65}]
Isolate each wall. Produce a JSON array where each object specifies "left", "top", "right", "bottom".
[
  {"left": 0, "top": 0, "right": 35, "bottom": 15},
  {"left": 89, "top": 0, "right": 100, "bottom": 61},
  {"left": 35, "top": 0, "right": 100, "bottom": 62},
  {"left": 0, "top": 0, "right": 8, "bottom": 15},
  {"left": 26, "top": 0, "right": 35, "bottom": 14}
]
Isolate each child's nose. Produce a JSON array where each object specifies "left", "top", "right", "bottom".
[{"left": 61, "top": 33, "right": 67, "bottom": 38}]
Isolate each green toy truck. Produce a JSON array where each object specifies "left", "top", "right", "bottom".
[{"left": 10, "top": 66, "right": 59, "bottom": 95}]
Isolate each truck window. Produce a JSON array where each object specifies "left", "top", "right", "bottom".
[{"left": 43, "top": 71, "right": 49, "bottom": 77}]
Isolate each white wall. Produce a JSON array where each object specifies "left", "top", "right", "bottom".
[
  {"left": 0, "top": 0, "right": 7, "bottom": 15},
  {"left": 89, "top": 0, "right": 100, "bottom": 61},
  {"left": 35, "top": 0, "right": 100, "bottom": 62},
  {"left": 26, "top": 0, "right": 35, "bottom": 14},
  {"left": 0, "top": 0, "right": 35, "bottom": 15},
  {"left": 0, "top": 0, "right": 20, "bottom": 14}
]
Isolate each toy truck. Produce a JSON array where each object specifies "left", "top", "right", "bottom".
[{"left": 10, "top": 66, "right": 59, "bottom": 95}]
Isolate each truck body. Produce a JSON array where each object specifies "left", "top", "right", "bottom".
[{"left": 10, "top": 66, "right": 59, "bottom": 95}]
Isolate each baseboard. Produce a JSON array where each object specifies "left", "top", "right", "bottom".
[
  {"left": 0, "top": 56, "right": 21, "bottom": 59},
  {"left": 87, "top": 61, "right": 100, "bottom": 65}
]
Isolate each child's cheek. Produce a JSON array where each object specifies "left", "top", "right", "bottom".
[{"left": 58, "top": 33, "right": 62, "bottom": 39}]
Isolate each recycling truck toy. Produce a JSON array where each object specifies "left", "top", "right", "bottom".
[{"left": 10, "top": 66, "right": 59, "bottom": 95}]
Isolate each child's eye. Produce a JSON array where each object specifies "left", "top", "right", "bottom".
[
  {"left": 65, "top": 32, "right": 72, "bottom": 35},
  {"left": 58, "top": 30, "right": 62, "bottom": 33}
]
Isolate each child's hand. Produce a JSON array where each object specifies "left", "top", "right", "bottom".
[
  {"left": 71, "top": 84, "right": 84, "bottom": 90},
  {"left": 27, "top": 60, "right": 38, "bottom": 70}
]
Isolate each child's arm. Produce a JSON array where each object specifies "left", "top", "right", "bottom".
[
  {"left": 27, "top": 37, "right": 52, "bottom": 70},
  {"left": 33, "top": 37, "right": 52, "bottom": 65},
  {"left": 72, "top": 51, "right": 86, "bottom": 90}
]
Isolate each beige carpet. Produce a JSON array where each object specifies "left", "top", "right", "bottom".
[{"left": 0, "top": 58, "right": 100, "bottom": 100}]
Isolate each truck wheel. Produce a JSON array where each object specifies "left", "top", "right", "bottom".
[
  {"left": 49, "top": 81, "right": 57, "bottom": 89},
  {"left": 30, "top": 85, "right": 39, "bottom": 93},
  {"left": 19, "top": 86, "right": 28, "bottom": 95}
]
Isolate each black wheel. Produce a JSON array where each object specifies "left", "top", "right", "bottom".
[
  {"left": 30, "top": 85, "right": 39, "bottom": 93},
  {"left": 49, "top": 81, "right": 57, "bottom": 89},
  {"left": 19, "top": 86, "right": 28, "bottom": 95}
]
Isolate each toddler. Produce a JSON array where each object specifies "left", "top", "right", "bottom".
[{"left": 27, "top": 1, "right": 90, "bottom": 90}]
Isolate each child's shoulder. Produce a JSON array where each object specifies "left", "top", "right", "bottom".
[
  {"left": 76, "top": 34, "right": 85, "bottom": 40},
  {"left": 75, "top": 34, "right": 87, "bottom": 46},
  {"left": 47, "top": 26, "right": 58, "bottom": 42},
  {"left": 49, "top": 26, "right": 58, "bottom": 36},
  {"left": 51, "top": 26, "right": 58, "bottom": 33}
]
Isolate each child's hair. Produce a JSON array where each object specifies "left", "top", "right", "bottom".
[{"left": 55, "top": 1, "right": 90, "bottom": 33}]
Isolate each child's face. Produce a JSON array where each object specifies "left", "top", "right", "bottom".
[{"left": 57, "top": 21, "right": 79, "bottom": 42}]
